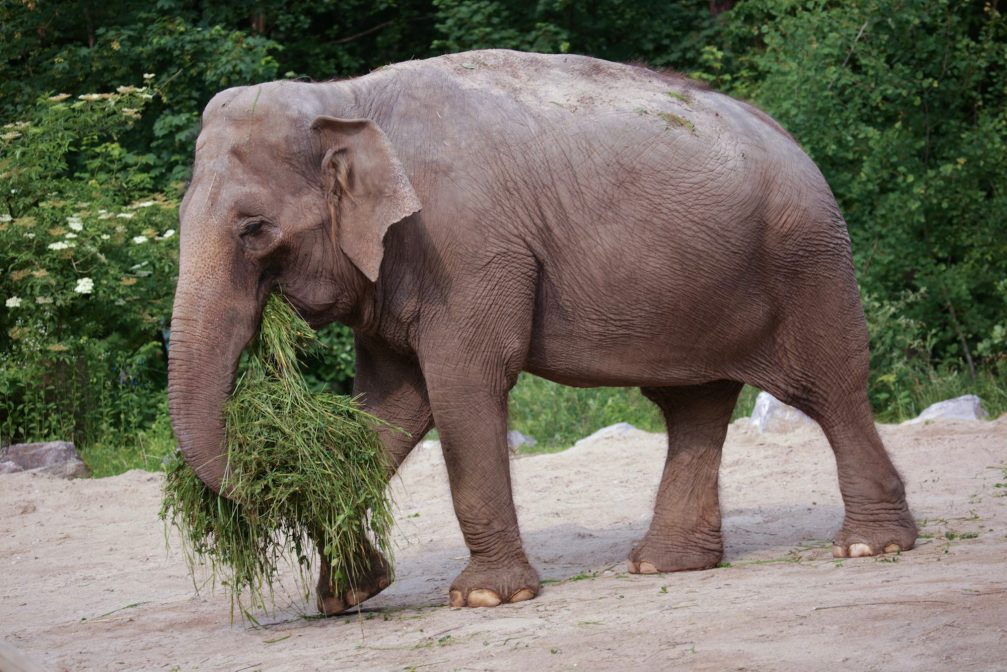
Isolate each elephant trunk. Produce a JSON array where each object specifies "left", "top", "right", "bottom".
[{"left": 167, "top": 280, "right": 261, "bottom": 495}]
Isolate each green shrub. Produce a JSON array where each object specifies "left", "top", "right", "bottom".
[
  {"left": 300, "top": 322, "right": 356, "bottom": 396},
  {"left": 507, "top": 374, "right": 662, "bottom": 453},
  {"left": 0, "top": 84, "right": 179, "bottom": 458}
]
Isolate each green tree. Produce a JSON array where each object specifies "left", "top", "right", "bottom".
[
  {"left": 1, "top": 1, "right": 285, "bottom": 186},
  {"left": 432, "top": 0, "right": 715, "bottom": 69}
]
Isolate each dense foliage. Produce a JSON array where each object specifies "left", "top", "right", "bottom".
[
  {"left": 0, "top": 84, "right": 178, "bottom": 457},
  {"left": 2, "top": 0, "right": 1004, "bottom": 467}
]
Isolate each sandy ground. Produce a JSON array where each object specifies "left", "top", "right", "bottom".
[{"left": 2, "top": 417, "right": 1006, "bottom": 671}]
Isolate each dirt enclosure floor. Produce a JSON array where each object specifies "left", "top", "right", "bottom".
[{"left": 2, "top": 418, "right": 1007, "bottom": 671}]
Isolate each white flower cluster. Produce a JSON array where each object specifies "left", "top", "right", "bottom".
[
  {"left": 160, "top": 229, "right": 175, "bottom": 239},
  {"left": 5, "top": 296, "right": 21, "bottom": 308},
  {"left": 47, "top": 241, "right": 74, "bottom": 251},
  {"left": 74, "top": 278, "right": 94, "bottom": 295},
  {"left": 132, "top": 235, "right": 147, "bottom": 244},
  {"left": 67, "top": 215, "right": 83, "bottom": 231}
]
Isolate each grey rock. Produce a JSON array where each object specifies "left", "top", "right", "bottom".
[
  {"left": 507, "top": 430, "right": 537, "bottom": 451},
  {"left": 0, "top": 441, "right": 91, "bottom": 479},
  {"left": 906, "top": 395, "right": 989, "bottom": 424},
  {"left": 0, "top": 461, "right": 24, "bottom": 474},
  {"left": 750, "top": 392, "right": 816, "bottom": 433}
]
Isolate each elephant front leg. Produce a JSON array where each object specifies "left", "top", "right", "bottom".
[
  {"left": 316, "top": 537, "right": 391, "bottom": 616},
  {"left": 317, "top": 340, "right": 433, "bottom": 616},
  {"left": 427, "top": 375, "right": 539, "bottom": 608},
  {"left": 353, "top": 338, "right": 434, "bottom": 468}
]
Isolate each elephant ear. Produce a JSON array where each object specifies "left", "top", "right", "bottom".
[{"left": 311, "top": 116, "right": 421, "bottom": 282}]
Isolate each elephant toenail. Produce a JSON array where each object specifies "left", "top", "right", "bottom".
[
  {"left": 627, "top": 560, "right": 640, "bottom": 573},
  {"left": 345, "top": 588, "right": 368, "bottom": 607},
  {"left": 883, "top": 543, "right": 901, "bottom": 553},
  {"left": 466, "top": 589, "right": 502, "bottom": 607},
  {"left": 639, "top": 561, "right": 659, "bottom": 574},
  {"left": 318, "top": 596, "right": 347, "bottom": 616},
  {"left": 848, "top": 543, "right": 873, "bottom": 557},
  {"left": 449, "top": 590, "right": 465, "bottom": 608},
  {"left": 510, "top": 588, "right": 536, "bottom": 603},
  {"left": 832, "top": 544, "right": 847, "bottom": 558}
]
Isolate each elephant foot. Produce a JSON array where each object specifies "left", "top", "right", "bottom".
[
  {"left": 316, "top": 552, "right": 391, "bottom": 616},
  {"left": 627, "top": 531, "right": 723, "bottom": 574},
  {"left": 448, "top": 556, "right": 540, "bottom": 608},
  {"left": 832, "top": 509, "right": 918, "bottom": 558}
]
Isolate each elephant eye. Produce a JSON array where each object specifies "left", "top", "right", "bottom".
[{"left": 238, "top": 218, "right": 265, "bottom": 237}]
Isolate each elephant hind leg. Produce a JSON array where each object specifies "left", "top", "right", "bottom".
[
  {"left": 790, "top": 381, "right": 917, "bottom": 558},
  {"left": 749, "top": 302, "right": 917, "bottom": 558},
  {"left": 628, "top": 380, "right": 742, "bottom": 574},
  {"left": 818, "top": 398, "right": 918, "bottom": 558}
]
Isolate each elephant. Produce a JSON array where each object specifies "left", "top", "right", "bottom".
[{"left": 169, "top": 49, "right": 918, "bottom": 614}]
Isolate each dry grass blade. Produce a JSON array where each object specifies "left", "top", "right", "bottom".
[{"left": 160, "top": 295, "right": 394, "bottom": 618}]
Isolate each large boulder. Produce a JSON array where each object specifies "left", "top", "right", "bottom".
[
  {"left": 906, "top": 395, "right": 989, "bottom": 424},
  {"left": 750, "top": 392, "right": 817, "bottom": 433},
  {"left": 0, "top": 441, "right": 91, "bottom": 479}
]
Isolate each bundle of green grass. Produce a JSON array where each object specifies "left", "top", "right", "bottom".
[{"left": 160, "top": 295, "right": 393, "bottom": 616}]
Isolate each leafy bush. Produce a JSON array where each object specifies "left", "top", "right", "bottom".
[
  {"left": 0, "top": 84, "right": 178, "bottom": 459},
  {"left": 507, "top": 374, "right": 662, "bottom": 453},
  {"left": 1, "top": 3, "right": 282, "bottom": 187},
  {"left": 301, "top": 323, "right": 357, "bottom": 396}
]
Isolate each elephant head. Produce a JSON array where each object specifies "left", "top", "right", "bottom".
[{"left": 169, "top": 83, "right": 421, "bottom": 493}]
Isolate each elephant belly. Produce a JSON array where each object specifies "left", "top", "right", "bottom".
[
  {"left": 526, "top": 327, "right": 729, "bottom": 389},
  {"left": 524, "top": 274, "right": 773, "bottom": 389}
]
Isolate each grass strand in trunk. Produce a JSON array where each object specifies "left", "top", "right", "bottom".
[{"left": 160, "top": 295, "right": 394, "bottom": 618}]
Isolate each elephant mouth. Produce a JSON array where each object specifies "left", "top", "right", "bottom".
[
  {"left": 277, "top": 275, "right": 357, "bottom": 331},
  {"left": 280, "top": 293, "right": 333, "bottom": 330}
]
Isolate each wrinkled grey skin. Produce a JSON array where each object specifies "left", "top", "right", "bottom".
[{"left": 170, "top": 50, "right": 917, "bottom": 614}]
